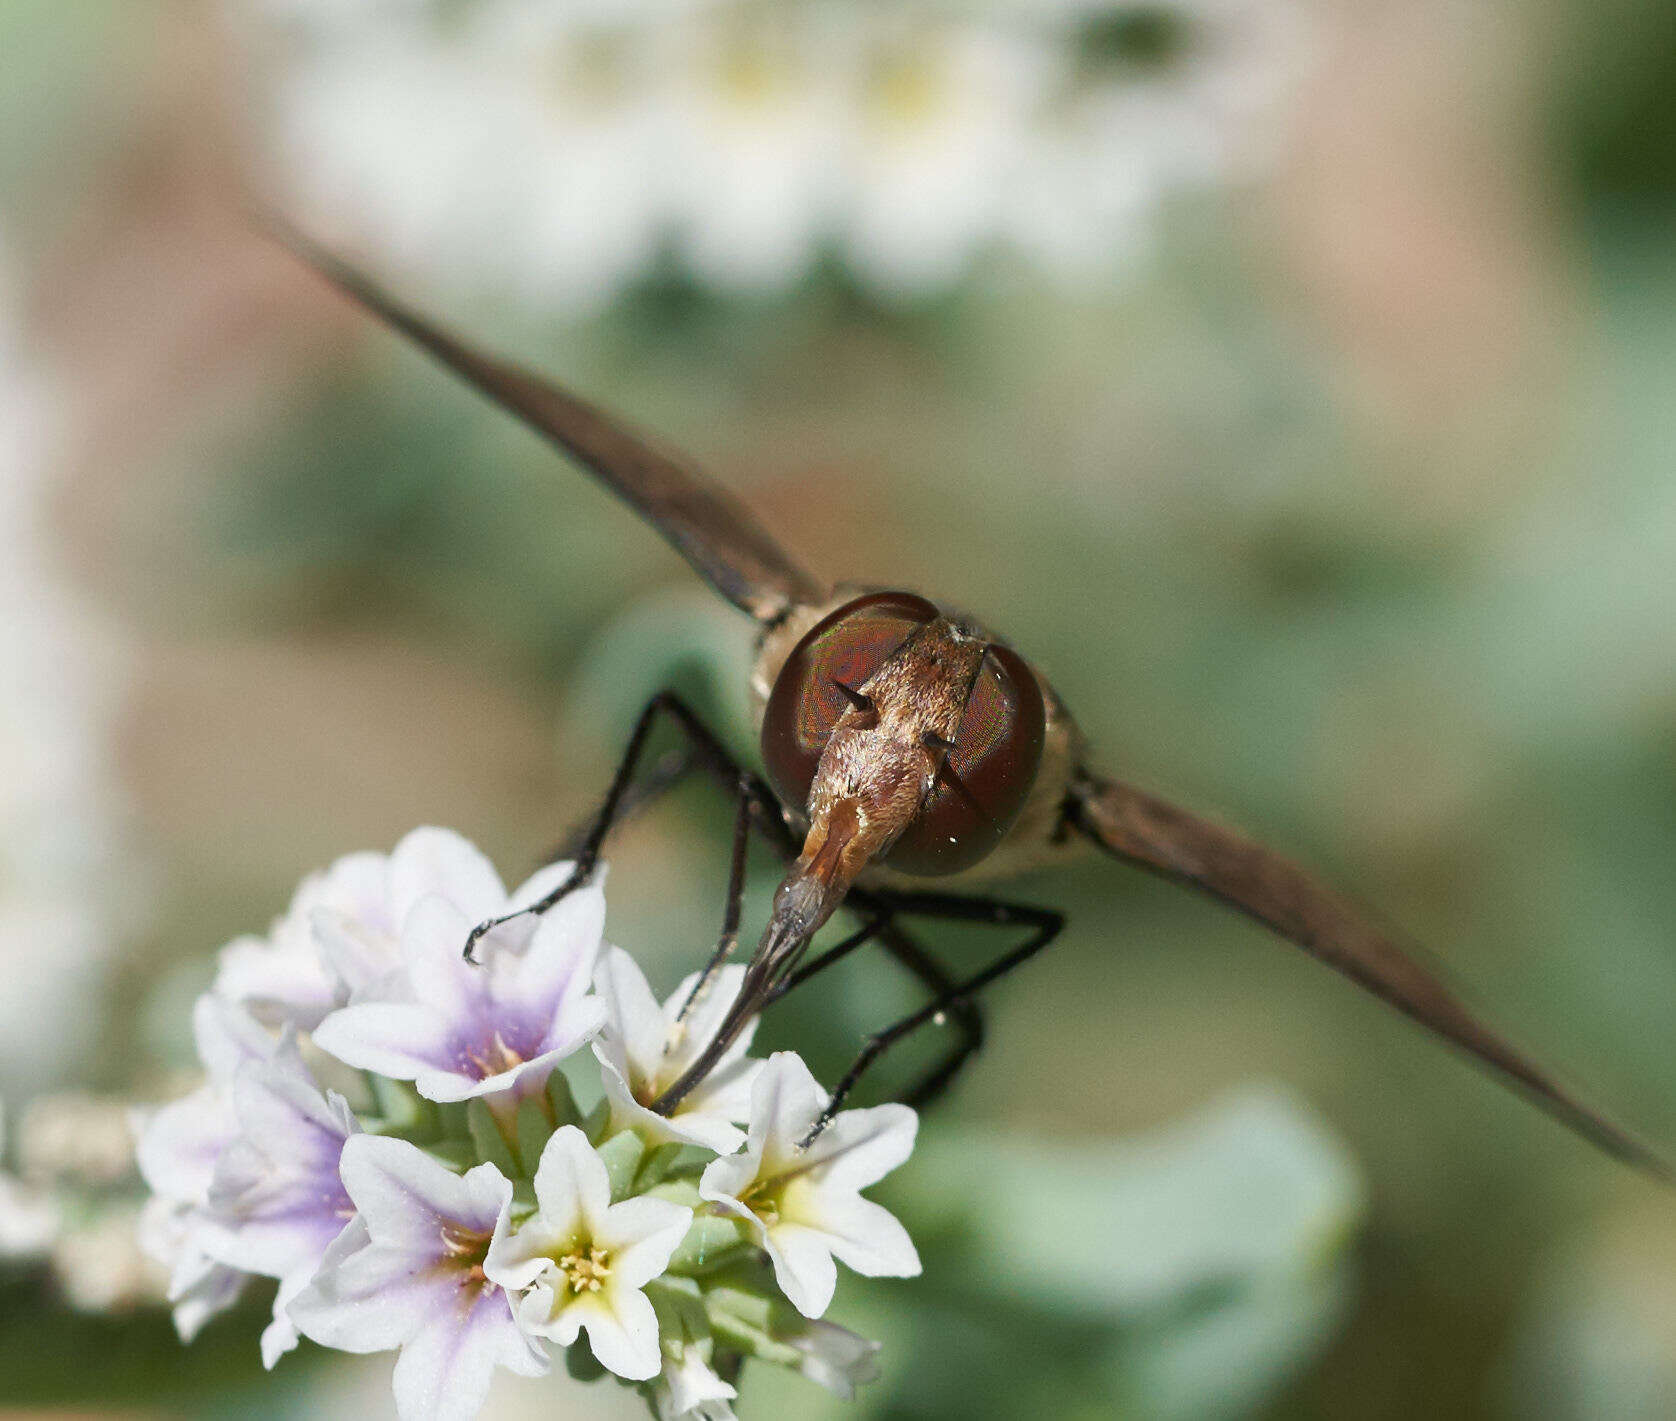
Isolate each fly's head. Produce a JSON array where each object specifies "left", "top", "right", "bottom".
[{"left": 758, "top": 591, "right": 1047, "bottom": 948}]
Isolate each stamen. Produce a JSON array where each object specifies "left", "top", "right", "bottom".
[
  {"left": 464, "top": 1029, "right": 526, "bottom": 1079},
  {"left": 555, "top": 1245, "right": 612, "bottom": 1294}
]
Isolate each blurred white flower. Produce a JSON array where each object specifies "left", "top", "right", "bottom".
[
  {"left": 0, "top": 1105, "right": 59, "bottom": 1261},
  {"left": 235, "top": 0, "right": 1313, "bottom": 309},
  {"left": 485, "top": 1124, "right": 693, "bottom": 1381},
  {"left": 780, "top": 1317, "right": 883, "bottom": 1400},
  {"left": 592, "top": 946, "right": 762, "bottom": 1154},
  {"left": 654, "top": 1346, "right": 737, "bottom": 1421},
  {"left": 17, "top": 1091, "right": 137, "bottom": 1188},
  {"left": 0, "top": 236, "right": 142, "bottom": 1097},
  {"left": 699, "top": 1051, "right": 919, "bottom": 1319},
  {"left": 837, "top": 21, "right": 1051, "bottom": 298},
  {"left": 50, "top": 1201, "right": 169, "bottom": 1313}
]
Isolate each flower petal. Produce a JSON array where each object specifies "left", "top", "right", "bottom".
[
  {"left": 595, "top": 1195, "right": 692, "bottom": 1292},
  {"left": 783, "top": 1187, "right": 920, "bottom": 1279},
  {"left": 798, "top": 1102, "right": 918, "bottom": 1192},
  {"left": 313, "top": 1002, "right": 455, "bottom": 1085},
  {"left": 339, "top": 1135, "right": 509, "bottom": 1253},
  {"left": 762, "top": 1221, "right": 840, "bottom": 1319},
  {"left": 594, "top": 946, "right": 669, "bottom": 1090},
  {"left": 781, "top": 1319, "right": 882, "bottom": 1401},
  {"left": 533, "top": 1125, "right": 612, "bottom": 1239},
  {"left": 507, "top": 884, "right": 605, "bottom": 1014},
  {"left": 390, "top": 1288, "right": 547, "bottom": 1421},
  {"left": 388, "top": 827, "right": 507, "bottom": 927},
  {"left": 578, "top": 1284, "right": 663, "bottom": 1380},
  {"left": 749, "top": 1053, "right": 827, "bottom": 1176}
]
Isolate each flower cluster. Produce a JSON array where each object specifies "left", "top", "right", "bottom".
[
  {"left": 233, "top": 0, "right": 1311, "bottom": 309},
  {"left": 138, "top": 827, "right": 919, "bottom": 1420}
]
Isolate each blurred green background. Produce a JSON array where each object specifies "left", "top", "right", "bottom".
[{"left": 5, "top": 0, "right": 1676, "bottom": 1417}]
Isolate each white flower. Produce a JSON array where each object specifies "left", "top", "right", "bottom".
[
  {"left": 290, "top": 1135, "right": 548, "bottom": 1421},
  {"left": 484, "top": 1125, "right": 691, "bottom": 1381},
  {"left": 664, "top": 15, "right": 845, "bottom": 294},
  {"left": 781, "top": 1318, "right": 883, "bottom": 1400},
  {"left": 655, "top": 1347, "right": 737, "bottom": 1421},
  {"left": 50, "top": 1201, "right": 168, "bottom": 1313},
  {"left": 17, "top": 1091, "right": 137, "bottom": 1187},
  {"left": 215, "top": 826, "right": 574, "bottom": 1031},
  {"left": 0, "top": 1104, "right": 58, "bottom": 1260},
  {"left": 698, "top": 1053, "right": 919, "bottom": 1319},
  {"left": 233, "top": 1, "right": 1312, "bottom": 308},
  {"left": 136, "top": 1195, "right": 248, "bottom": 1341},
  {"left": 134, "top": 994, "right": 276, "bottom": 1341},
  {"left": 592, "top": 946, "right": 761, "bottom": 1154},
  {"left": 838, "top": 22, "right": 1050, "bottom": 298},
  {"left": 195, "top": 1031, "right": 361, "bottom": 1366},
  {"left": 0, "top": 231, "right": 140, "bottom": 1099},
  {"left": 313, "top": 886, "right": 605, "bottom": 1104}
]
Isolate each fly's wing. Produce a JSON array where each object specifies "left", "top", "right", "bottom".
[
  {"left": 1069, "top": 768, "right": 1671, "bottom": 1182},
  {"left": 275, "top": 225, "right": 828, "bottom": 625}
]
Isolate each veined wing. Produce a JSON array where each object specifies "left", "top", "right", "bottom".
[
  {"left": 273, "top": 223, "right": 828, "bottom": 625},
  {"left": 1069, "top": 768, "right": 1671, "bottom": 1182}
]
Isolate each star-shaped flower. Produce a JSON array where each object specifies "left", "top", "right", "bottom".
[
  {"left": 215, "top": 827, "right": 581, "bottom": 1032},
  {"left": 592, "top": 947, "right": 762, "bottom": 1154},
  {"left": 312, "top": 888, "right": 605, "bottom": 1104},
  {"left": 698, "top": 1052, "right": 919, "bottom": 1319},
  {"left": 484, "top": 1125, "right": 691, "bottom": 1381},
  {"left": 289, "top": 1134, "right": 548, "bottom": 1421}
]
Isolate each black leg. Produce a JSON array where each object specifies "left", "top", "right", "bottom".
[
  {"left": 539, "top": 744, "right": 696, "bottom": 866},
  {"left": 765, "top": 900, "right": 984, "bottom": 1111},
  {"left": 795, "top": 892, "right": 1065, "bottom": 1144},
  {"left": 464, "top": 691, "right": 790, "bottom": 960},
  {"left": 670, "top": 775, "right": 757, "bottom": 1030},
  {"left": 866, "top": 915, "right": 987, "bottom": 1110}
]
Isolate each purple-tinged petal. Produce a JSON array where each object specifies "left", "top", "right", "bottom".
[
  {"left": 134, "top": 1085, "right": 234, "bottom": 1203},
  {"left": 506, "top": 885, "right": 604, "bottom": 1014},
  {"left": 391, "top": 1292, "right": 547, "bottom": 1421},
  {"left": 504, "top": 859, "right": 578, "bottom": 915},
  {"left": 199, "top": 1042, "right": 357, "bottom": 1280},
  {"left": 313, "top": 1002, "right": 456, "bottom": 1083}
]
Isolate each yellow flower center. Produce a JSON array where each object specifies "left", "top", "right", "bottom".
[
  {"left": 739, "top": 1180, "right": 781, "bottom": 1229},
  {"left": 556, "top": 1245, "right": 612, "bottom": 1294}
]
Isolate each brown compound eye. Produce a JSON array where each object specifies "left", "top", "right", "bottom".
[
  {"left": 762, "top": 591, "right": 939, "bottom": 810},
  {"left": 883, "top": 642, "right": 1045, "bottom": 876}
]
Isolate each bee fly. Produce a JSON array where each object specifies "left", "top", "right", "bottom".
[{"left": 276, "top": 223, "right": 1669, "bottom": 1175}]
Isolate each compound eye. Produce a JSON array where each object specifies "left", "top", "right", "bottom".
[
  {"left": 883, "top": 642, "right": 1045, "bottom": 876},
  {"left": 762, "top": 591, "right": 939, "bottom": 810}
]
